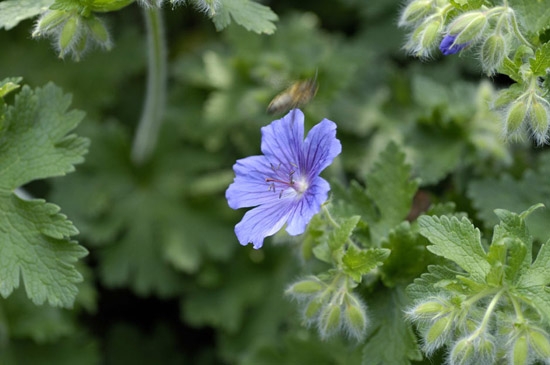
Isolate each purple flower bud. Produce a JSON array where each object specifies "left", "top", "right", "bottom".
[{"left": 439, "top": 35, "right": 469, "bottom": 55}]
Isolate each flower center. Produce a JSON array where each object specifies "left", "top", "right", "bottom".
[{"left": 265, "top": 163, "right": 308, "bottom": 198}]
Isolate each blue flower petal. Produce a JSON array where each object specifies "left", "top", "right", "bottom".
[
  {"left": 285, "top": 176, "right": 330, "bottom": 235},
  {"left": 260, "top": 109, "right": 304, "bottom": 167},
  {"left": 235, "top": 199, "right": 295, "bottom": 249},
  {"left": 302, "top": 118, "right": 342, "bottom": 177},
  {"left": 226, "top": 155, "right": 281, "bottom": 209},
  {"left": 439, "top": 34, "right": 469, "bottom": 55}
]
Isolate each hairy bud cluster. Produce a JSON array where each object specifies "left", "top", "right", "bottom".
[
  {"left": 504, "top": 87, "right": 550, "bottom": 145},
  {"left": 286, "top": 275, "right": 369, "bottom": 341},
  {"left": 398, "top": 1, "right": 524, "bottom": 75},
  {"left": 33, "top": 10, "right": 112, "bottom": 61},
  {"left": 138, "top": 0, "right": 219, "bottom": 16}
]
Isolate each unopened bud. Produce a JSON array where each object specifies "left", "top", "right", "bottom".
[
  {"left": 448, "top": 11, "right": 488, "bottom": 44},
  {"left": 505, "top": 100, "right": 528, "bottom": 134},
  {"left": 420, "top": 19, "right": 442, "bottom": 49},
  {"left": 411, "top": 300, "right": 446, "bottom": 319},
  {"left": 481, "top": 33, "right": 507, "bottom": 75},
  {"left": 286, "top": 278, "right": 325, "bottom": 295},
  {"left": 86, "top": 16, "right": 112, "bottom": 49},
  {"left": 529, "top": 329, "right": 550, "bottom": 359},
  {"left": 426, "top": 316, "right": 451, "bottom": 345},
  {"left": 511, "top": 335, "right": 529, "bottom": 365},
  {"left": 33, "top": 10, "right": 70, "bottom": 37},
  {"left": 399, "top": 0, "right": 433, "bottom": 26},
  {"left": 450, "top": 337, "right": 475, "bottom": 365},
  {"left": 59, "top": 16, "right": 80, "bottom": 58},
  {"left": 304, "top": 298, "right": 323, "bottom": 319},
  {"left": 320, "top": 304, "right": 341, "bottom": 336},
  {"left": 343, "top": 300, "right": 368, "bottom": 340},
  {"left": 530, "top": 100, "right": 550, "bottom": 144}
]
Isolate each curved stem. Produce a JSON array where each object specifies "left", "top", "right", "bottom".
[
  {"left": 473, "top": 289, "right": 504, "bottom": 337},
  {"left": 322, "top": 204, "right": 340, "bottom": 228},
  {"left": 131, "top": 6, "right": 167, "bottom": 165},
  {"left": 507, "top": 9, "right": 534, "bottom": 48}
]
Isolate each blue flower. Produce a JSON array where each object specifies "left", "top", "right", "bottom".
[
  {"left": 226, "top": 109, "right": 342, "bottom": 249},
  {"left": 439, "top": 34, "right": 469, "bottom": 55}
]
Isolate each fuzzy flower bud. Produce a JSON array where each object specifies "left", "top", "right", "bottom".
[
  {"left": 59, "top": 16, "right": 80, "bottom": 57},
  {"left": 319, "top": 304, "right": 342, "bottom": 338},
  {"left": 481, "top": 32, "right": 508, "bottom": 75},
  {"left": 304, "top": 298, "right": 323, "bottom": 319},
  {"left": 342, "top": 293, "right": 368, "bottom": 341},
  {"left": 406, "top": 17, "right": 443, "bottom": 58},
  {"left": 511, "top": 335, "right": 529, "bottom": 365},
  {"left": 505, "top": 100, "right": 528, "bottom": 134},
  {"left": 286, "top": 278, "right": 325, "bottom": 296},
  {"left": 399, "top": 0, "right": 434, "bottom": 27},
  {"left": 32, "top": 10, "right": 70, "bottom": 37},
  {"left": 530, "top": 99, "right": 550, "bottom": 145},
  {"left": 450, "top": 337, "right": 476, "bottom": 365},
  {"left": 529, "top": 328, "right": 550, "bottom": 359},
  {"left": 447, "top": 11, "right": 488, "bottom": 45},
  {"left": 33, "top": 10, "right": 113, "bottom": 61}
]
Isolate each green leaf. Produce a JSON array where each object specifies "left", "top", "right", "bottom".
[
  {"left": 449, "top": 0, "right": 483, "bottom": 10},
  {"left": 0, "top": 83, "right": 88, "bottom": 308},
  {"left": 0, "top": 195, "right": 87, "bottom": 307},
  {"left": 491, "top": 207, "right": 536, "bottom": 282},
  {"left": 212, "top": 0, "right": 278, "bottom": 34},
  {"left": 362, "top": 287, "right": 422, "bottom": 365},
  {"left": 0, "top": 0, "right": 54, "bottom": 30},
  {"left": 468, "top": 152, "right": 550, "bottom": 243},
  {"left": 418, "top": 215, "right": 490, "bottom": 283},
  {"left": 530, "top": 42, "right": 550, "bottom": 76},
  {"left": 0, "top": 84, "right": 88, "bottom": 190},
  {"left": 516, "top": 242, "right": 550, "bottom": 289},
  {"left": 50, "top": 121, "right": 235, "bottom": 297},
  {"left": 406, "top": 265, "right": 460, "bottom": 301},
  {"left": 342, "top": 246, "right": 390, "bottom": 283},
  {"left": 328, "top": 216, "right": 360, "bottom": 251},
  {"left": 366, "top": 141, "right": 418, "bottom": 244},
  {"left": 380, "top": 222, "right": 437, "bottom": 288},
  {"left": 0, "top": 78, "right": 21, "bottom": 98},
  {"left": 508, "top": 0, "right": 550, "bottom": 35}
]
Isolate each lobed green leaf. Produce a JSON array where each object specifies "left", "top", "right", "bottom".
[
  {"left": 530, "top": 42, "right": 550, "bottom": 77},
  {"left": 418, "top": 215, "right": 490, "bottom": 283},
  {"left": 0, "top": 0, "right": 53, "bottom": 30},
  {"left": 212, "top": 0, "right": 278, "bottom": 34},
  {"left": 342, "top": 246, "right": 390, "bottom": 283}
]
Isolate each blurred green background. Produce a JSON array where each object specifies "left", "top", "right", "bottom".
[{"left": 1, "top": 0, "right": 542, "bottom": 364}]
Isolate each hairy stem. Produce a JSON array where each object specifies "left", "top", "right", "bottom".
[{"left": 131, "top": 6, "right": 167, "bottom": 165}]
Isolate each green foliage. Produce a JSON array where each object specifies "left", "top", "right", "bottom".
[
  {"left": 51, "top": 120, "right": 235, "bottom": 297},
  {"left": 468, "top": 151, "right": 550, "bottom": 243},
  {"left": 508, "top": 0, "right": 550, "bottom": 35},
  {"left": 410, "top": 205, "right": 550, "bottom": 363},
  {"left": 2, "top": 0, "right": 550, "bottom": 364},
  {"left": 0, "top": 0, "right": 54, "bottom": 30},
  {"left": 212, "top": 0, "right": 278, "bottom": 34},
  {"left": 0, "top": 81, "right": 88, "bottom": 308},
  {"left": 362, "top": 287, "right": 423, "bottom": 365},
  {"left": 530, "top": 41, "right": 550, "bottom": 76}
]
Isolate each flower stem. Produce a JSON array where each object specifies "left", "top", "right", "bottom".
[
  {"left": 322, "top": 204, "right": 340, "bottom": 228},
  {"left": 131, "top": 6, "right": 167, "bottom": 165}
]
